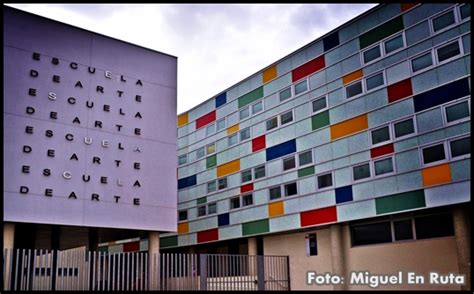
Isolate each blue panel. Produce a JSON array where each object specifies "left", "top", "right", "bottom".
[
  {"left": 266, "top": 139, "right": 296, "bottom": 161},
  {"left": 215, "top": 92, "right": 227, "bottom": 108},
  {"left": 218, "top": 213, "right": 230, "bottom": 226},
  {"left": 323, "top": 31, "right": 340, "bottom": 52},
  {"left": 335, "top": 185, "right": 353, "bottom": 204},
  {"left": 177, "top": 174, "right": 197, "bottom": 190},
  {"left": 413, "top": 78, "right": 470, "bottom": 112}
]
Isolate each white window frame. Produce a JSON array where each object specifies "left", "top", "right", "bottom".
[
  {"left": 206, "top": 123, "right": 215, "bottom": 136},
  {"left": 241, "top": 169, "right": 253, "bottom": 184},
  {"left": 419, "top": 141, "right": 449, "bottom": 168},
  {"left": 370, "top": 124, "right": 393, "bottom": 147},
  {"left": 409, "top": 49, "right": 435, "bottom": 75},
  {"left": 372, "top": 155, "right": 396, "bottom": 178},
  {"left": 447, "top": 135, "right": 471, "bottom": 160},
  {"left": 298, "top": 149, "right": 313, "bottom": 167},
  {"left": 279, "top": 87, "right": 292, "bottom": 102},
  {"left": 178, "top": 210, "right": 188, "bottom": 222},
  {"left": 218, "top": 177, "right": 228, "bottom": 190},
  {"left": 251, "top": 100, "right": 264, "bottom": 115},
  {"left": 197, "top": 205, "right": 207, "bottom": 218},
  {"left": 310, "top": 95, "right": 328, "bottom": 114},
  {"left": 207, "top": 202, "right": 217, "bottom": 215},
  {"left": 178, "top": 154, "right": 187, "bottom": 166},
  {"left": 441, "top": 97, "right": 471, "bottom": 126},
  {"left": 351, "top": 161, "right": 372, "bottom": 183},
  {"left": 239, "top": 127, "right": 252, "bottom": 142},
  {"left": 242, "top": 193, "right": 254, "bottom": 207},
  {"left": 216, "top": 117, "right": 226, "bottom": 132},
  {"left": 293, "top": 78, "right": 309, "bottom": 97},
  {"left": 283, "top": 181, "right": 299, "bottom": 198},
  {"left": 206, "top": 143, "right": 216, "bottom": 155},
  {"left": 458, "top": 3, "right": 471, "bottom": 21},
  {"left": 434, "top": 38, "right": 464, "bottom": 66},
  {"left": 383, "top": 33, "right": 406, "bottom": 56},
  {"left": 207, "top": 180, "right": 217, "bottom": 193},
  {"left": 345, "top": 79, "right": 365, "bottom": 100},
  {"left": 266, "top": 116, "right": 279, "bottom": 131},
  {"left": 316, "top": 172, "right": 334, "bottom": 191},
  {"left": 254, "top": 164, "right": 266, "bottom": 180},
  {"left": 361, "top": 31, "right": 407, "bottom": 66},
  {"left": 228, "top": 133, "right": 238, "bottom": 147},
  {"left": 282, "top": 155, "right": 297, "bottom": 171},
  {"left": 392, "top": 115, "right": 418, "bottom": 141},
  {"left": 229, "top": 196, "right": 241, "bottom": 210},
  {"left": 268, "top": 185, "right": 282, "bottom": 202},
  {"left": 196, "top": 146, "right": 206, "bottom": 159},
  {"left": 239, "top": 106, "right": 250, "bottom": 120},
  {"left": 280, "top": 109, "right": 294, "bottom": 126},
  {"left": 429, "top": 8, "right": 459, "bottom": 35},
  {"left": 365, "top": 70, "right": 386, "bottom": 93},
  {"left": 361, "top": 43, "right": 383, "bottom": 66}
]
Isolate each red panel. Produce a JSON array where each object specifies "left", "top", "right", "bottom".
[
  {"left": 197, "top": 228, "right": 219, "bottom": 243},
  {"left": 123, "top": 241, "right": 140, "bottom": 252},
  {"left": 252, "top": 135, "right": 266, "bottom": 152},
  {"left": 195, "top": 110, "right": 216, "bottom": 129},
  {"left": 291, "top": 55, "right": 325, "bottom": 82},
  {"left": 387, "top": 79, "right": 413, "bottom": 103},
  {"left": 401, "top": 3, "right": 417, "bottom": 12},
  {"left": 300, "top": 206, "right": 337, "bottom": 227},
  {"left": 240, "top": 183, "right": 254, "bottom": 193},
  {"left": 371, "top": 143, "right": 394, "bottom": 158}
]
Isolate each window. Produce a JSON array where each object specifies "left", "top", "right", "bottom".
[
  {"left": 298, "top": 150, "right": 313, "bottom": 166},
  {"left": 241, "top": 169, "right": 252, "bottom": 183},
  {"left": 178, "top": 210, "right": 188, "bottom": 221},
  {"left": 460, "top": 3, "right": 470, "bottom": 20},
  {"left": 445, "top": 101, "right": 470, "bottom": 123},
  {"left": 311, "top": 96, "right": 327, "bottom": 113},
  {"left": 239, "top": 107, "right": 250, "bottom": 120},
  {"left": 218, "top": 177, "right": 228, "bottom": 190},
  {"left": 206, "top": 123, "right": 215, "bottom": 136},
  {"left": 269, "top": 186, "right": 281, "bottom": 200},
  {"left": 266, "top": 117, "right": 278, "bottom": 131},
  {"left": 254, "top": 165, "right": 266, "bottom": 179},
  {"left": 436, "top": 41, "right": 460, "bottom": 63},
  {"left": 449, "top": 137, "right": 470, "bottom": 158},
  {"left": 365, "top": 72, "right": 384, "bottom": 91},
  {"left": 280, "top": 110, "right": 293, "bottom": 125},
  {"left": 411, "top": 52, "right": 433, "bottom": 73},
  {"left": 432, "top": 10, "right": 456, "bottom": 33},
  {"left": 353, "top": 163, "right": 371, "bottom": 181},
  {"left": 317, "top": 173, "right": 332, "bottom": 189},
  {"left": 384, "top": 34, "right": 404, "bottom": 54},
  {"left": 394, "top": 118, "right": 415, "bottom": 138},
  {"left": 228, "top": 133, "right": 238, "bottom": 146},
  {"left": 208, "top": 203, "right": 217, "bottom": 215},
  {"left": 284, "top": 182, "right": 298, "bottom": 197},
  {"left": 346, "top": 81, "right": 363, "bottom": 98},
  {"left": 307, "top": 233, "right": 318, "bottom": 256},
  {"left": 371, "top": 126, "right": 390, "bottom": 145},
  {"left": 242, "top": 194, "right": 253, "bottom": 206},
  {"left": 252, "top": 101, "right": 263, "bottom": 114},
  {"left": 240, "top": 127, "right": 251, "bottom": 141},
  {"left": 280, "top": 87, "right": 292, "bottom": 102},
  {"left": 178, "top": 154, "right": 187, "bottom": 166},
  {"left": 415, "top": 213, "right": 454, "bottom": 239},
  {"left": 230, "top": 197, "right": 240, "bottom": 209},
  {"left": 294, "top": 80, "right": 308, "bottom": 95},
  {"left": 394, "top": 220, "right": 413, "bottom": 241},
  {"left": 216, "top": 118, "right": 226, "bottom": 131},
  {"left": 283, "top": 156, "right": 296, "bottom": 171},
  {"left": 352, "top": 222, "right": 392, "bottom": 246},
  {"left": 196, "top": 147, "right": 205, "bottom": 159},
  {"left": 207, "top": 181, "right": 216, "bottom": 193},
  {"left": 207, "top": 143, "right": 215, "bottom": 154},
  {"left": 374, "top": 157, "right": 394, "bottom": 175},
  {"left": 422, "top": 143, "right": 446, "bottom": 165},
  {"left": 198, "top": 206, "right": 206, "bottom": 217},
  {"left": 363, "top": 46, "right": 381, "bottom": 64}
]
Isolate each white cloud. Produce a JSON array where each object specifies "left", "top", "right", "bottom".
[{"left": 5, "top": 3, "right": 377, "bottom": 113}]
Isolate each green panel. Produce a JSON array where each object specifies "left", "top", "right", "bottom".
[
  {"left": 375, "top": 189, "right": 425, "bottom": 214},
  {"left": 311, "top": 110, "right": 330, "bottom": 131},
  {"left": 360, "top": 16, "right": 404, "bottom": 49},
  {"left": 206, "top": 155, "right": 217, "bottom": 169},
  {"left": 238, "top": 86, "right": 264, "bottom": 108},
  {"left": 160, "top": 236, "right": 178, "bottom": 248},
  {"left": 242, "top": 219, "right": 269, "bottom": 236},
  {"left": 197, "top": 196, "right": 207, "bottom": 205},
  {"left": 298, "top": 166, "right": 315, "bottom": 178}
]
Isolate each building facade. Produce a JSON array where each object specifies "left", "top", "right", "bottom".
[{"left": 95, "top": 3, "right": 471, "bottom": 290}]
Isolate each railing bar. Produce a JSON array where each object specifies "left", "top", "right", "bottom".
[
  {"left": 7, "top": 249, "right": 13, "bottom": 291},
  {"left": 92, "top": 251, "right": 96, "bottom": 291},
  {"left": 38, "top": 249, "right": 44, "bottom": 290},
  {"left": 144, "top": 252, "right": 148, "bottom": 291},
  {"left": 19, "top": 249, "right": 25, "bottom": 291},
  {"left": 136, "top": 252, "right": 139, "bottom": 291},
  {"left": 120, "top": 253, "right": 124, "bottom": 291},
  {"left": 106, "top": 252, "right": 110, "bottom": 291},
  {"left": 3, "top": 249, "right": 6, "bottom": 291},
  {"left": 26, "top": 249, "right": 31, "bottom": 291},
  {"left": 133, "top": 252, "right": 136, "bottom": 291},
  {"left": 75, "top": 250, "right": 79, "bottom": 290},
  {"left": 32, "top": 249, "right": 37, "bottom": 291}
]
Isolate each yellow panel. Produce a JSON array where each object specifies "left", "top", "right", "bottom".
[
  {"left": 422, "top": 163, "right": 452, "bottom": 187},
  {"left": 342, "top": 69, "right": 363, "bottom": 85},
  {"left": 177, "top": 113, "right": 188, "bottom": 127},
  {"left": 217, "top": 159, "right": 241, "bottom": 177},
  {"left": 268, "top": 201, "right": 284, "bottom": 218},
  {"left": 330, "top": 114, "right": 368, "bottom": 140},
  {"left": 227, "top": 124, "right": 240, "bottom": 135},
  {"left": 262, "top": 65, "right": 277, "bottom": 83},
  {"left": 178, "top": 222, "right": 189, "bottom": 234}
]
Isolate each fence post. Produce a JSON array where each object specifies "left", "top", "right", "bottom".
[
  {"left": 257, "top": 255, "right": 265, "bottom": 291},
  {"left": 199, "top": 254, "right": 207, "bottom": 290},
  {"left": 286, "top": 256, "right": 291, "bottom": 290}
]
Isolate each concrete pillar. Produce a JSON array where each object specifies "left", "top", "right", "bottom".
[
  {"left": 248, "top": 237, "right": 257, "bottom": 255},
  {"left": 4, "top": 223, "right": 15, "bottom": 290},
  {"left": 148, "top": 231, "right": 160, "bottom": 290},
  {"left": 330, "top": 224, "right": 346, "bottom": 290},
  {"left": 453, "top": 206, "right": 470, "bottom": 291},
  {"left": 248, "top": 237, "right": 258, "bottom": 277}
]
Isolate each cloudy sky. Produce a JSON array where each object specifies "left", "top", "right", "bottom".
[{"left": 6, "top": 4, "right": 376, "bottom": 114}]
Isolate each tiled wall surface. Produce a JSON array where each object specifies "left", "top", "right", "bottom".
[{"left": 167, "top": 3, "right": 471, "bottom": 248}]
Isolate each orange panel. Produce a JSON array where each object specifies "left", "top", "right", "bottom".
[
  {"left": 262, "top": 65, "right": 277, "bottom": 83},
  {"left": 217, "top": 159, "right": 240, "bottom": 177},
  {"left": 178, "top": 222, "right": 189, "bottom": 234},
  {"left": 268, "top": 201, "right": 284, "bottom": 218},
  {"left": 330, "top": 114, "right": 368, "bottom": 140},
  {"left": 422, "top": 163, "right": 452, "bottom": 187},
  {"left": 342, "top": 69, "right": 363, "bottom": 85},
  {"left": 177, "top": 113, "right": 188, "bottom": 127},
  {"left": 227, "top": 124, "right": 240, "bottom": 135}
]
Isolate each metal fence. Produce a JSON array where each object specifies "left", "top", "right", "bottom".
[{"left": 3, "top": 248, "right": 289, "bottom": 291}]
